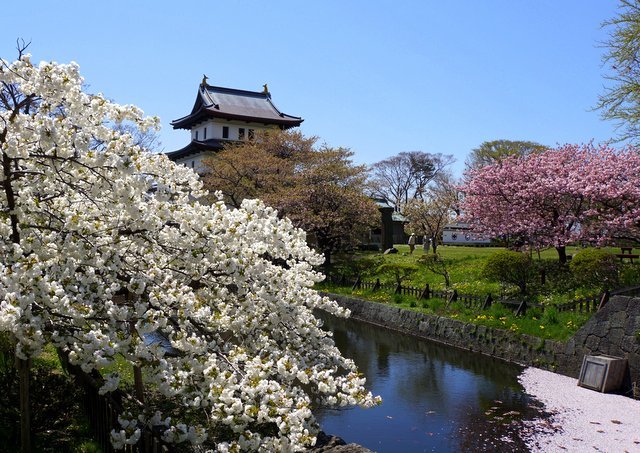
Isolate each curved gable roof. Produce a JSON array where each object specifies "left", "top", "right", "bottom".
[{"left": 171, "top": 83, "right": 303, "bottom": 130}]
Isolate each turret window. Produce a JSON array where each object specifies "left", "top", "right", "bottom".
[
  {"left": 248, "top": 129, "right": 255, "bottom": 140},
  {"left": 195, "top": 130, "right": 199, "bottom": 140},
  {"left": 238, "top": 128, "right": 245, "bottom": 140},
  {"left": 222, "top": 126, "right": 229, "bottom": 139},
  {"left": 203, "top": 127, "right": 207, "bottom": 139}
]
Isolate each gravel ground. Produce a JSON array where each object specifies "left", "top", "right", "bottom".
[{"left": 518, "top": 367, "right": 640, "bottom": 452}]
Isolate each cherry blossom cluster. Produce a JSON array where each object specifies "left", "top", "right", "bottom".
[
  {"left": 460, "top": 143, "right": 640, "bottom": 253},
  {"left": 0, "top": 55, "right": 379, "bottom": 451}
]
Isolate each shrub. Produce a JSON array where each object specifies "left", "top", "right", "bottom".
[
  {"left": 335, "top": 255, "right": 384, "bottom": 279},
  {"left": 482, "top": 250, "right": 533, "bottom": 294},
  {"left": 418, "top": 253, "right": 451, "bottom": 287},
  {"left": 569, "top": 248, "right": 618, "bottom": 289},
  {"left": 619, "top": 262, "right": 640, "bottom": 286},
  {"left": 534, "top": 259, "right": 575, "bottom": 294},
  {"left": 376, "top": 262, "right": 419, "bottom": 286}
]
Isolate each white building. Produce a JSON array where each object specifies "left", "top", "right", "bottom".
[{"left": 442, "top": 222, "right": 492, "bottom": 246}]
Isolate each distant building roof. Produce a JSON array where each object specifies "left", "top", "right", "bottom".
[
  {"left": 372, "top": 197, "right": 394, "bottom": 210},
  {"left": 443, "top": 222, "right": 472, "bottom": 230},
  {"left": 372, "top": 197, "right": 407, "bottom": 222},
  {"left": 392, "top": 212, "right": 408, "bottom": 223},
  {"left": 171, "top": 82, "right": 303, "bottom": 130}
]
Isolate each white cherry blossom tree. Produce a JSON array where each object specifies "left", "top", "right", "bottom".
[{"left": 0, "top": 51, "right": 379, "bottom": 451}]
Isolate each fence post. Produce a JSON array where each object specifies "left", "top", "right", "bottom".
[
  {"left": 482, "top": 293, "right": 493, "bottom": 310},
  {"left": 446, "top": 289, "right": 458, "bottom": 307},
  {"left": 373, "top": 278, "right": 381, "bottom": 291},
  {"left": 395, "top": 282, "right": 402, "bottom": 295},
  {"left": 598, "top": 289, "right": 610, "bottom": 311},
  {"left": 351, "top": 275, "right": 362, "bottom": 291},
  {"left": 516, "top": 300, "right": 527, "bottom": 316},
  {"left": 419, "top": 284, "right": 430, "bottom": 300}
]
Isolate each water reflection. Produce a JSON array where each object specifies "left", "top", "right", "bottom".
[{"left": 315, "top": 314, "right": 543, "bottom": 452}]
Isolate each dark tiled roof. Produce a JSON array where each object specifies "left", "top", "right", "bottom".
[
  {"left": 171, "top": 83, "right": 303, "bottom": 130},
  {"left": 165, "top": 139, "right": 225, "bottom": 161},
  {"left": 373, "top": 197, "right": 394, "bottom": 210},
  {"left": 371, "top": 197, "right": 407, "bottom": 222}
]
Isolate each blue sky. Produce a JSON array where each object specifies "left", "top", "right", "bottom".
[{"left": 2, "top": 1, "right": 623, "bottom": 176}]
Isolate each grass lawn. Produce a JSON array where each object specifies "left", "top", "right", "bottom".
[
  {"left": 326, "top": 244, "right": 615, "bottom": 299},
  {"left": 318, "top": 245, "right": 639, "bottom": 341}
]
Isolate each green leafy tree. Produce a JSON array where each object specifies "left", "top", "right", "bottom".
[
  {"left": 465, "top": 140, "right": 546, "bottom": 171},
  {"left": 597, "top": 0, "right": 640, "bottom": 142},
  {"left": 203, "top": 130, "right": 378, "bottom": 266}
]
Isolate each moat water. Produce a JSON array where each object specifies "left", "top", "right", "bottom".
[{"left": 315, "top": 315, "right": 547, "bottom": 452}]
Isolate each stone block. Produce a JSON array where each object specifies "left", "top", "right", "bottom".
[
  {"left": 624, "top": 318, "right": 639, "bottom": 336},
  {"left": 585, "top": 334, "right": 600, "bottom": 351},
  {"left": 610, "top": 310, "right": 628, "bottom": 326},
  {"left": 563, "top": 338, "right": 576, "bottom": 356},
  {"left": 591, "top": 321, "right": 612, "bottom": 339},
  {"left": 620, "top": 335, "right": 637, "bottom": 353},
  {"left": 608, "top": 328, "right": 625, "bottom": 348}
]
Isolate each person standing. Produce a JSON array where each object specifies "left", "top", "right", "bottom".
[{"left": 408, "top": 233, "right": 416, "bottom": 254}]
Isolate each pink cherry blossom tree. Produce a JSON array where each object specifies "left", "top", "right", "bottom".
[{"left": 460, "top": 143, "right": 640, "bottom": 262}]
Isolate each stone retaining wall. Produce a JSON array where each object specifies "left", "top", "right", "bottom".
[
  {"left": 556, "top": 295, "right": 640, "bottom": 394},
  {"left": 324, "top": 293, "right": 563, "bottom": 370},
  {"left": 323, "top": 293, "right": 640, "bottom": 396}
]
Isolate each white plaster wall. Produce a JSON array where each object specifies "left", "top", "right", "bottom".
[
  {"left": 175, "top": 151, "right": 209, "bottom": 174},
  {"left": 442, "top": 229, "right": 491, "bottom": 245},
  {"left": 190, "top": 120, "right": 276, "bottom": 141}
]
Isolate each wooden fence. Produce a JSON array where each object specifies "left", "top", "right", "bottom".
[
  {"left": 58, "top": 350, "right": 171, "bottom": 453},
  {"left": 326, "top": 274, "right": 640, "bottom": 316}
]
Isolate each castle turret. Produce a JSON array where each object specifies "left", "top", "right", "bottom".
[{"left": 166, "top": 78, "right": 303, "bottom": 171}]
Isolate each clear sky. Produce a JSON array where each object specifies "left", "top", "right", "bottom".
[{"left": 1, "top": 1, "right": 623, "bottom": 176}]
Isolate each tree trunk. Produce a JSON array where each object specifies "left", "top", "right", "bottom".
[
  {"left": 556, "top": 246, "right": 567, "bottom": 263},
  {"left": 133, "top": 366, "right": 145, "bottom": 404},
  {"left": 431, "top": 237, "right": 438, "bottom": 254},
  {"left": 323, "top": 249, "right": 331, "bottom": 268},
  {"left": 129, "top": 316, "right": 145, "bottom": 405},
  {"left": 17, "top": 357, "right": 31, "bottom": 453}
]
